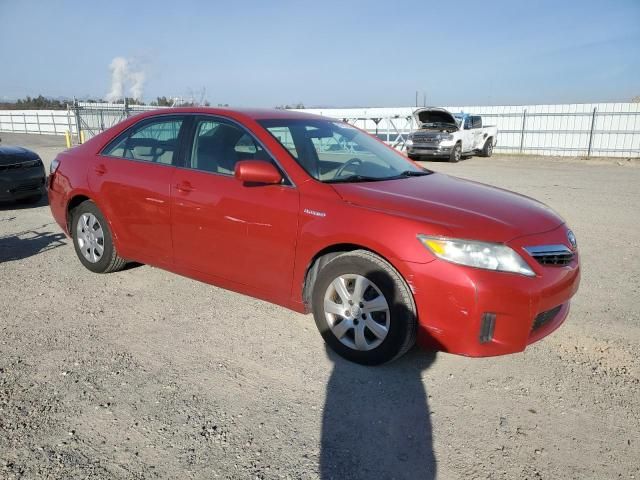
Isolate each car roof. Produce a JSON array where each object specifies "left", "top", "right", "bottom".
[{"left": 131, "top": 107, "right": 329, "bottom": 122}]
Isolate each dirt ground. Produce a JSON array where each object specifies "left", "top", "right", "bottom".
[{"left": 0, "top": 132, "right": 638, "bottom": 479}]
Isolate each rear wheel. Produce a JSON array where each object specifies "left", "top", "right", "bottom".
[
  {"left": 71, "top": 200, "right": 126, "bottom": 273},
  {"left": 311, "top": 250, "right": 417, "bottom": 365},
  {"left": 481, "top": 138, "right": 494, "bottom": 157},
  {"left": 449, "top": 143, "right": 462, "bottom": 163}
]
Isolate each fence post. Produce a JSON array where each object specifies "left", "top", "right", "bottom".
[
  {"left": 519, "top": 109, "right": 527, "bottom": 153},
  {"left": 67, "top": 105, "right": 73, "bottom": 139},
  {"left": 73, "top": 99, "right": 82, "bottom": 144},
  {"left": 36, "top": 112, "right": 41, "bottom": 134},
  {"left": 23, "top": 113, "right": 27, "bottom": 133},
  {"left": 587, "top": 107, "right": 597, "bottom": 157},
  {"left": 52, "top": 112, "right": 57, "bottom": 135}
]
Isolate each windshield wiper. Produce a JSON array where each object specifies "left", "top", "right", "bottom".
[
  {"left": 396, "top": 169, "right": 433, "bottom": 177},
  {"left": 325, "top": 174, "right": 389, "bottom": 184},
  {"left": 326, "top": 170, "right": 432, "bottom": 184}
]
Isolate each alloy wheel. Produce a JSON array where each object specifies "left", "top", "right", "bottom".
[
  {"left": 323, "top": 274, "right": 391, "bottom": 351},
  {"left": 76, "top": 213, "right": 105, "bottom": 263}
]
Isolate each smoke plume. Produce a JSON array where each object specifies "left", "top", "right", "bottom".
[{"left": 106, "top": 57, "right": 146, "bottom": 101}]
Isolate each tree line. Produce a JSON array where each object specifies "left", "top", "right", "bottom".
[{"left": 0, "top": 95, "right": 216, "bottom": 110}]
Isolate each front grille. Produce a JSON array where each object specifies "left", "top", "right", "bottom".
[
  {"left": 0, "top": 159, "right": 42, "bottom": 172},
  {"left": 524, "top": 245, "right": 574, "bottom": 266},
  {"left": 532, "top": 305, "right": 562, "bottom": 331},
  {"left": 411, "top": 133, "right": 439, "bottom": 144}
]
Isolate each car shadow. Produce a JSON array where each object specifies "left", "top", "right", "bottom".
[
  {"left": 0, "top": 229, "right": 67, "bottom": 262},
  {"left": 320, "top": 345, "right": 437, "bottom": 479}
]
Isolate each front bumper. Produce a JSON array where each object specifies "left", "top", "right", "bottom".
[
  {"left": 396, "top": 225, "right": 580, "bottom": 357},
  {"left": 0, "top": 167, "right": 46, "bottom": 201},
  {"left": 407, "top": 145, "right": 452, "bottom": 157}
]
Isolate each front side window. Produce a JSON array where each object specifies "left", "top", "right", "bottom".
[
  {"left": 102, "top": 116, "right": 184, "bottom": 165},
  {"left": 189, "top": 119, "right": 269, "bottom": 175},
  {"left": 258, "top": 119, "right": 428, "bottom": 183}
]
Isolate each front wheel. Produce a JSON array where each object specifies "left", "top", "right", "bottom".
[
  {"left": 71, "top": 200, "right": 127, "bottom": 273},
  {"left": 311, "top": 250, "right": 417, "bottom": 365},
  {"left": 449, "top": 143, "right": 462, "bottom": 163}
]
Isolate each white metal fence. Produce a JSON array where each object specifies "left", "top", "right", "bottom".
[
  {"left": 1, "top": 102, "right": 639, "bottom": 157},
  {"left": 303, "top": 103, "right": 640, "bottom": 158},
  {"left": 0, "top": 110, "right": 76, "bottom": 136}
]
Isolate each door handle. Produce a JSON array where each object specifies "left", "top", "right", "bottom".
[
  {"left": 95, "top": 164, "right": 107, "bottom": 176},
  {"left": 175, "top": 181, "right": 194, "bottom": 193}
]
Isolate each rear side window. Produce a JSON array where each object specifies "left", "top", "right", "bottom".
[
  {"left": 472, "top": 116, "right": 482, "bottom": 129},
  {"left": 102, "top": 117, "right": 184, "bottom": 165},
  {"left": 189, "top": 118, "right": 269, "bottom": 175}
]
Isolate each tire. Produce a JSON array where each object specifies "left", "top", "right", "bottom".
[
  {"left": 71, "top": 200, "right": 126, "bottom": 273},
  {"left": 481, "top": 138, "right": 494, "bottom": 157},
  {"left": 311, "top": 250, "right": 417, "bottom": 365},
  {"left": 449, "top": 143, "right": 462, "bottom": 163}
]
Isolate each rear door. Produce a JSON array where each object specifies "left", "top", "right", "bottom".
[
  {"left": 90, "top": 115, "right": 186, "bottom": 265},
  {"left": 171, "top": 115, "right": 300, "bottom": 296}
]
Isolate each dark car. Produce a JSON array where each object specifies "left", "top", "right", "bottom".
[{"left": 0, "top": 139, "right": 47, "bottom": 203}]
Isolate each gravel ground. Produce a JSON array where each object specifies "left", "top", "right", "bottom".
[{"left": 0, "top": 132, "right": 639, "bottom": 479}]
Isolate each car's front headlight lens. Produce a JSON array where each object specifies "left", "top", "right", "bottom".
[
  {"left": 438, "top": 134, "right": 454, "bottom": 141},
  {"left": 418, "top": 235, "right": 535, "bottom": 276},
  {"left": 405, "top": 138, "right": 413, "bottom": 147},
  {"left": 23, "top": 159, "right": 42, "bottom": 168}
]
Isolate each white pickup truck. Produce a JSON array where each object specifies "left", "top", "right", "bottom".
[{"left": 406, "top": 107, "right": 498, "bottom": 163}]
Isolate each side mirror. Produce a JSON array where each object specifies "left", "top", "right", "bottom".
[{"left": 234, "top": 160, "right": 283, "bottom": 185}]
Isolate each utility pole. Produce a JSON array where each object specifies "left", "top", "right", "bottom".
[{"left": 415, "top": 91, "right": 418, "bottom": 108}]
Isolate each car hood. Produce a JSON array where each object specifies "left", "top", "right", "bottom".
[
  {"left": 331, "top": 173, "right": 564, "bottom": 242},
  {"left": 0, "top": 145, "right": 39, "bottom": 165},
  {"left": 413, "top": 108, "right": 458, "bottom": 127}
]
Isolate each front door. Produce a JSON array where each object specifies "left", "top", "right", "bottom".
[
  {"left": 171, "top": 116, "right": 299, "bottom": 296},
  {"left": 461, "top": 116, "right": 475, "bottom": 152}
]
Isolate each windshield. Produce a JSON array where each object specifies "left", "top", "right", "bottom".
[{"left": 258, "top": 118, "right": 429, "bottom": 183}]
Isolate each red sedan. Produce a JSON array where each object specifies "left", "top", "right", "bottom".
[{"left": 48, "top": 108, "right": 580, "bottom": 365}]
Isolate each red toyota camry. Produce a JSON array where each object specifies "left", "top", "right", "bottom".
[{"left": 48, "top": 108, "right": 580, "bottom": 365}]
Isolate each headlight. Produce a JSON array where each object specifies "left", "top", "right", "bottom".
[
  {"left": 405, "top": 138, "right": 413, "bottom": 147},
  {"left": 23, "top": 159, "right": 42, "bottom": 168},
  {"left": 438, "top": 134, "right": 454, "bottom": 141},
  {"left": 417, "top": 235, "right": 535, "bottom": 276}
]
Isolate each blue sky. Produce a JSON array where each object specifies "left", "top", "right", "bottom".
[{"left": 0, "top": 0, "right": 639, "bottom": 107}]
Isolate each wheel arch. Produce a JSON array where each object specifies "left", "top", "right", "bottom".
[
  {"left": 65, "top": 194, "right": 121, "bottom": 251},
  {"left": 66, "top": 194, "right": 92, "bottom": 234},
  {"left": 301, "top": 242, "right": 403, "bottom": 311}
]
